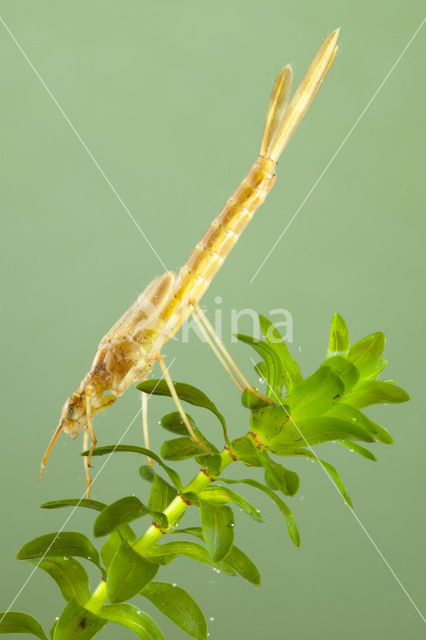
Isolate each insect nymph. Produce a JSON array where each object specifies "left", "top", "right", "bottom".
[{"left": 41, "top": 29, "right": 339, "bottom": 491}]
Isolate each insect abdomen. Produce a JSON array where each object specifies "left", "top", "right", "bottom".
[{"left": 175, "top": 155, "right": 276, "bottom": 303}]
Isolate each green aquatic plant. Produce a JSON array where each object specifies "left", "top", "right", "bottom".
[{"left": 0, "top": 313, "right": 409, "bottom": 639}]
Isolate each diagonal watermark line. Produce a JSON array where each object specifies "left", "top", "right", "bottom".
[
  {"left": 0, "top": 15, "right": 168, "bottom": 272},
  {"left": 0, "top": 357, "right": 176, "bottom": 623},
  {"left": 250, "top": 356, "right": 426, "bottom": 623},
  {"left": 250, "top": 17, "right": 426, "bottom": 284}
]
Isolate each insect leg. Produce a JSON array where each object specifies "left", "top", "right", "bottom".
[
  {"left": 83, "top": 424, "right": 92, "bottom": 497},
  {"left": 85, "top": 386, "right": 98, "bottom": 468},
  {"left": 191, "top": 309, "right": 244, "bottom": 391},
  {"left": 190, "top": 301, "right": 274, "bottom": 405},
  {"left": 154, "top": 353, "right": 209, "bottom": 450},
  {"left": 83, "top": 386, "right": 98, "bottom": 497}
]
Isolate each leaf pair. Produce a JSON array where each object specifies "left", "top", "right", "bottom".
[{"left": 36, "top": 493, "right": 171, "bottom": 609}]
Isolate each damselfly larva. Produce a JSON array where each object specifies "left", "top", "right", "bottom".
[{"left": 40, "top": 29, "right": 339, "bottom": 487}]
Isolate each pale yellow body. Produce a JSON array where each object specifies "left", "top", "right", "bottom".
[{"left": 41, "top": 29, "right": 339, "bottom": 470}]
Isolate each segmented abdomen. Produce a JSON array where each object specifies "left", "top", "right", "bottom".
[{"left": 168, "top": 155, "right": 277, "bottom": 318}]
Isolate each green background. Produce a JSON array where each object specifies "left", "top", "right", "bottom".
[{"left": 0, "top": 1, "right": 425, "bottom": 638}]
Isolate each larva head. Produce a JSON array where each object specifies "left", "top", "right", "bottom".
[{"left": 60, "top": 391, "right": 88, "bottom": 439}]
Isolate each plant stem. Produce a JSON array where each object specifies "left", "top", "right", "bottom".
[{"left": 84, "top": 448, "right": 234, "bottom": 614}]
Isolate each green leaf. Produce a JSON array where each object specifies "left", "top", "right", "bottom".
[
  {"left": 199, "top": 485, "right": 263, "bottom": 522},
  {"left": 340, "top": 441, "right": 377, "bottom": 461},
  {"left": 348, "top": 332, "right": 386, "bottom": 379},
  {"left": 139, "top": 465, "right": 155, "bottom": 483},
  {"left": 137, "top": 380, "right": 228, "bottom": 440},
  {"left": 327, "top": 402, "right": 393, "bottom": 444},
  {"left": 260, "top": 454, "right": 300, "bottom": 496},
  {"left": 317, "top": 459, "right": 352, "bottom": 508},
  {"left": 294, "top": 451, "right": 353, "bottom": 507},
  {"left": 285, "top": 367, "right": 344, "bottom": 420},
  {"left": 30, "top": 557, "right": 90, "bottom": 604},
  {"left": 195, "top": 453, "right": 223, "bottom": 476},
  {"left": 154, "top": 533, "right": 242, "bottom": 579},
  {"left": 160, "top": 413, "right": 218, "bottom": 452},
  {"left": 141, "top": 582, "right": 207, "bottom": 640},
  {"left": 17, "top": 533, "right": 102, "bottom": 571},
  {"left": 229, "top": 435, "right": 262, "bottom": 466},
  {"left": 145, "top": 541, "right": 235, "bottom": 574},
  {"left": 320, "top": 356, "right": 359, "bottom": 392},
  {"left": 94, "top": 496, "right": 167, "bottom": 538},
  {"left": 53, "top": 599, "right": 106, "bottom": 640},
  {"left": 146, "top": 541, "right": 210, "bottom": 565},
  {"left": 0, "top": 612, "right": 48, "bottom": 639},
  {"left": 100, "top": 604, "right": 164, "bottom": 640},
  {"left": 85, "top": 445, "right": 183, "bottom": 492},
  {"left": 326, "top": 313, "right": 350, "bottom": 358},
  {"left": 100, "top": 525, "right": 136, "bottom": 571},
  {"left": 168, "top": 526, "right": 204, "bottom": 540},
  {"left": 253, "top": 359, "right": 267, "bottom": 380},
  {"left": 161, "top": 437, "right": 207, "bottom": 461},
  {"left": 300, "top": 415, "right": 375, "bottom": 444},
  {"left": 160, "top": 411, "right": 189, "bottom": 435},
  {"left": 258, "top": 314, "right": 303, "bottom": 392},
  {"left": 224, "top": 546, "right": 261, "bottom": 586},
  {"left": 199, "top": 502, "right": 234, "bottom": 562},
  {"left": 107, "top": 541, "right": 159, "bottom": 603},
  {"left": 219, "top": 478, "right": 300, "bottom": 547},
  {"left": 235, "top": 333, "right": 282, "bottom": 397},
  {"left": 278, "top": 415, "right": 374, "bottom": 444},
  {"left": 40, "top": 499, "right": 106, "bottom": 512},
  {"left": 364, "top": 419, "right": 393, "bottom": 444},
  {"left": 345, "top": 381, "right": 410, "bottom": 409},
  {"left": 148, "top": 474, "right": 177, "bottom": 513},
  {"left": 250, "top": 405, "right": 289, "bottom": 443}
]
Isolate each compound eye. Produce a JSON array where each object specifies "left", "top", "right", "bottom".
[{"left": 65, "top": 401, "right": 77, "bottom": 420}]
